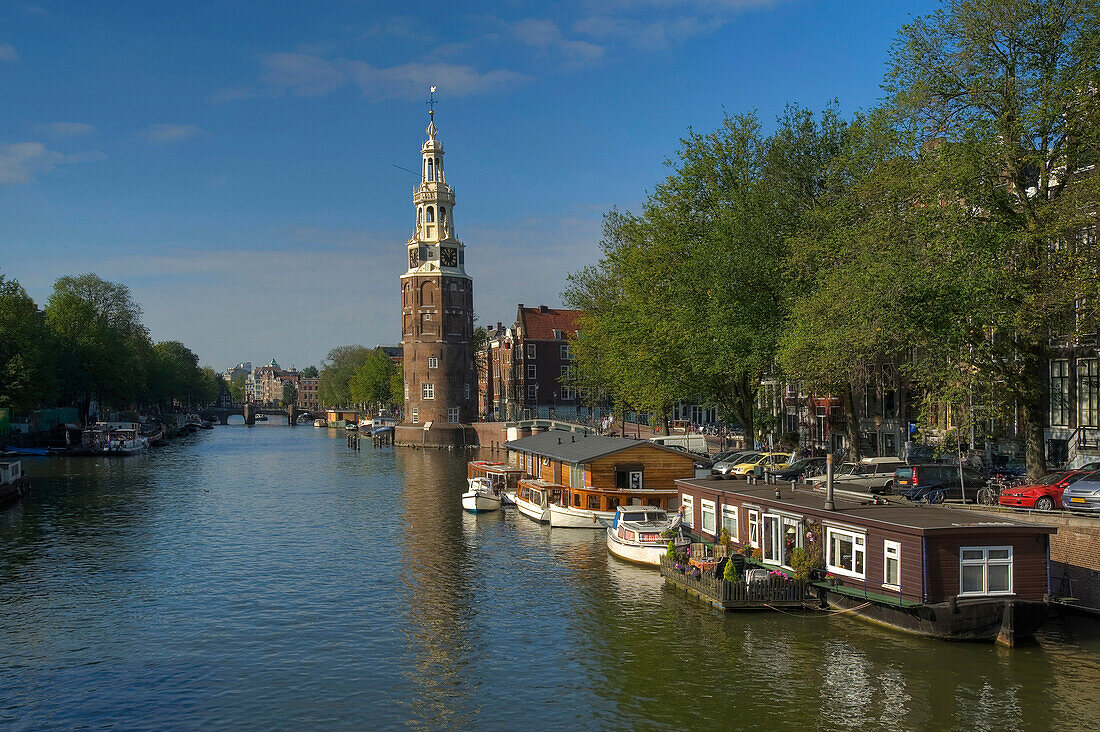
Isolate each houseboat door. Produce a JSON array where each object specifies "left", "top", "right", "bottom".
[{"left": 762, "top": 515, "right": 781, "bottom": 564}]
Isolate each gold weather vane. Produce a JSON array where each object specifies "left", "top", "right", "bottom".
[{"left": 427, "top": 85, "right": 438, "bottom": 119}]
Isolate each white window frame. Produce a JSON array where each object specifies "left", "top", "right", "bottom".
[
  {"left": 721, "top": 505, "right": 738, "bottom": 542},
  {"left": 428, "top": 357, "right": 438, "bottom": 369},
  {"left": 959, "top": 546, "right": 1014, "bottom": 597},
  {"left": 826, "top": 526, "right": 866, "bottom": 579},
  {"left": 700, "top": 499, "right": 716, "bottom": 534},
  {"left": 404, "top": 382, "right": 409, "bottom": 399},
  {"left": 883, "top": 539, "right": 901, "bottom": 590},
  {"left": 681, "top": 494, "right": 694, "bottom": 528},
  {"left": 527, "top": 364, "right": 537, "bottom": 379},
  {"left": 421, "top": 383, "right": 434, "bottom": 400},
  {"left": 464, "top": 383, "right": 470, "bottom": 399},
  {"left": 411, "top": 407, "right": 419, "bottom": 424},
  {"left": 560, "top": 344, "right": 572, "bottom": 360},
  {"left": 747, "top": 508, "right": 760, "bottom": 548},
  {"left": 527, "top": 385, "right": 537, "bottom": 400},
  {"left": 527, "top": 343, "right": 536, "bottom": 359},
  {"left": 447, "top": 406, "right": 459, "bottom": 423}
]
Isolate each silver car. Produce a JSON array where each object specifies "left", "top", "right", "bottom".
[
  {"left": 710, "top": 451, "right": 756, "bottom": 476},
  {"left": 1061, "top": 472, "right": 1100, "bottom": 512}
]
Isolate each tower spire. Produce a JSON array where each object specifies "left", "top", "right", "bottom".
[{"left": 427, "top": 85, "right": 437, "bottom": 120}]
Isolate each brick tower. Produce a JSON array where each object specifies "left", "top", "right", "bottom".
[{"left": 395, "top": 105, "right": 476, "bottom": 447}]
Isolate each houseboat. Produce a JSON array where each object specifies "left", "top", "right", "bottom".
[
  {"left": 78, "top": 423, "right": 150, "bottom": 455},
  {"left": 514, "top": 478, "right": 568, "bottom": 523},
  {"left": 467, "top": 460, "right": 524, "bottom": 504},
  {"left": 503, "top": 430, "right": 695, "bottom": 529},
  {"left": 676, "top": 476, "right": 1057, "bottom": 645},
  {"left": 605, "top": 505, "right": 688, "bottom": 567},
  {"left": 0, "top": 460, "right": 29, "bottom": 508}
]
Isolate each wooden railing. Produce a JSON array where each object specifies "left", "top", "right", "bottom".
[{"left": 659, "top": 556, "right": 811, "bottom": 606}]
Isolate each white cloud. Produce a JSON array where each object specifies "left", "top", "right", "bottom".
[
  {"left": 512, "top": 19, "right": 604, "bottom": 67},
  {"left": 345, "top": 60, "right": 528, "bottom": 101},
  {"left": 0, "top": 44, "right": 18, "bottom": 62},
  {"left": 0, "top": 142, "right": 105, "bottom": 185},
  {"left": 220, "top": 52, "right": 529, "bottom": 102},
  {"left": 39, "top": 122, "right": 95, "bottom": 137},
  {"left": 143, "top": 123, "right": 202, "bottom": 145}
]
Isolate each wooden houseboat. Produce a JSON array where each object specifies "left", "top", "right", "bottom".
[
  {"left": 503, "top": 430, "right": 696, "bottom": 528},
  {"left": 0, "top": 460, "right": 29, "bottom": 509},
  {"left": 676, "top": 476, "right": 1057, "bottom": 645}
]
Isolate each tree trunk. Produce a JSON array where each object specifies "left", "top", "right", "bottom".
[
  {"left": 842, "top": 381, "right": 862, "bottom": 462},
  {"left": 660, "top": 408, "right": 670, "bottom": 436},
  {"left": 1020, "top": 397, "right": 1046, "bottom": 481}
]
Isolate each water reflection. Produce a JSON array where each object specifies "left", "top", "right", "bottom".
[{"left": 0, "top": 433, "right": 1098, "bottom": 729}]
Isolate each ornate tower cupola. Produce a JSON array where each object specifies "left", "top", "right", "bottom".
[{"left": 397, "top": 88, "right": 476, "bottom": 446}]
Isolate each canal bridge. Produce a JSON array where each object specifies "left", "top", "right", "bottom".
[{"left": 199, "top": 404, "right": 316, "bottom": 426}]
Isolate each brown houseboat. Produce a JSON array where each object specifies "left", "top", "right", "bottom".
[
  {"left": 466, "top": 460, "right": 524, "bottom": 497},
  {"left": 504, "top": 430, "right": 696, "bottom": 528},
  {"left": 676, "top": 476, "right": 1057, "bottom": 645}
]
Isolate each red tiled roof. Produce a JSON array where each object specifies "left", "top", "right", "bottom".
[{"left": 518, "top": 307, "right": 583, "bottom": 340}]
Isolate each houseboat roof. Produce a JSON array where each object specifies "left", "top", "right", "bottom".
[
  {"left": 677, "top": 477, "right": 1058, "bottom": 535},
  {"left": 503, "top": 429, "right": 690, "bottom": 465},
  {"left": 519, "top": 478, "right": 568, "bottom": 488}
]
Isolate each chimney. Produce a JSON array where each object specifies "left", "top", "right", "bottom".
[
  {"left": 540, "top": 305, "right": 549, "bottom": 313},
  {"left": 496, "top": 322, "right": 502, "bottom": 331}
]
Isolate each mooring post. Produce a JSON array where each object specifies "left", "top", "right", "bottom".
[{"left": 824, "top": 454, "right": 835, "bottom": 511}]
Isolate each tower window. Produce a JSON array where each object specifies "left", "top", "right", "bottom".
[
  {"left": 411, "top": 407, "right": 419, "bottom": 424},
  {"left": 447, "top": 407, "right": 459, "bottom": 423},
  {"left": 428, "top": 357, "right": 438, "bottom": 369},
  {"left": 422, "top": 383, "right": 434, "bottom": 400},
  {"left": 439, "top": 207, "right": 446, "bottom": 227},
  {"left": 426, "top": 206, "right": 435, "bottom": 223},
  {"left": 427, "top": 159, "right": 434, "bottom": 181}
]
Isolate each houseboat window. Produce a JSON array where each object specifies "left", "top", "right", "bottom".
[
  {"left": 960, "top": 546, "right": 1013, "bottom": 596},
  {"left": 587, "top": 494, "right": 601, "bottom": 510},
  {"left": 762, "top": 515, "right": 781, "bottom": 564},
  {"left": 681, "top": 495, "right": 694, "bottom": 528},
  {"left": 826, "top": 527, "right": 866, "bottom": 579},
  {"left": 607, "top": 496, "right": 620, "bottom": 511},
  {"left": 747, "top": 509, "right": 760, "bottom": 548},
  {"left": 701, "top": 499, "right": 716, "bottom": 534},
  {"left": 884, "top": 540, "right": 901, "bottom": 589},
  {"left": 721, "top": 506, "right": 738, "bottom": 542},
  {"left": 647, "top": 498, "right": 661, "bottom": 508},
  {"left": 624, "top": 512, "right": 646, "bottom": 522},
  {"left": 574, "top": 493, "right": 581, "bottom": 507},
  {"left": 630, "top": 471, "right": 642, "bottom": 490}
]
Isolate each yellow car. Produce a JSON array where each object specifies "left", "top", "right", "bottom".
[{"left": 728, "top": 452, "right": 792, "bottom": 477}]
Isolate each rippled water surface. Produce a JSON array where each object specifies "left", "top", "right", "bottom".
[{"left": 2, "top": 425, "right": 1099, "bottom": 729}]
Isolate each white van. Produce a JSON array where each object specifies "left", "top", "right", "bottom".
[{"left": 648, "top": 434, "right": 709, "bottom": 454}]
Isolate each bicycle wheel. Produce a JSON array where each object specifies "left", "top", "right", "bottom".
[{"left": 976, "top": 488, "right": 997, "bottom": 506}]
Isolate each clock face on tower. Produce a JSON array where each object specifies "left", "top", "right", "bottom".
[
  {"left": 441, "top": 247, "right": 458, "bottom": 267},
  {"left": 409, "top": 248, "right": 419, "bottom": 268}
]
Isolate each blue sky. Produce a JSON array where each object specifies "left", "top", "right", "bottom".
[{"left": 1, "top": 0, "right": 938, "bottom": 370}]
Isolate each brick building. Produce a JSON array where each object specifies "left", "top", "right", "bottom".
[{"left": 478, "top": 305, "right": 586, "bottom": 421}]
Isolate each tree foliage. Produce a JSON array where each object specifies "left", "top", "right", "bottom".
[
  {"left": 0, "top": 273, "right": 57, "bottom": 410},
  {"left": 317, "top": 345, "right": 373, "bottom": 407},
  {"left": 349, "top": 348, "right": 400, "bottom": 410}
]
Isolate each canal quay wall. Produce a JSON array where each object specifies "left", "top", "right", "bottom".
[{"left": 950, "top": 504, "right": 1100, "bottom": 615}]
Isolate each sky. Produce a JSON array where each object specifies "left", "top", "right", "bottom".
[{"left": 0, "top": 0, "right": 940, "bottom": 371}]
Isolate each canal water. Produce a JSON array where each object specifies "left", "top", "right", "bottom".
[{"left": 2, "top": 426, "right": 1099, "bottom": 730}]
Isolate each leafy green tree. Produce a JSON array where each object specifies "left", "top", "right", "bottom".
[
  {"left": 349, "top": 348, "right": 398, "bottom": 410},
  {"left": 300, "top": 365, "right": 319, "bottom": 379},
  {"left": 0, "top": 273, "right": 57, "bottom": 411},
  {"left": 885, "top": 0, "right": 1100, "bottom": 478},
  {"left": 45, "top": 273, "right": 153, "bottom": 412},
  {"left": 317, "top": 345, "right": 372, "bottom": 407},
  {"left": 282, "top": 381, "right": 298, "bottom": 407},
  {"left": 228, "top": 372, "right": 246, "bottom": 403}
]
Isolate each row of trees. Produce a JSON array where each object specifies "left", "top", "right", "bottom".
[
  {"left": 0, "top": 271, "right": 219, "bottom": 417},
  {"left": 317, "top": 345, "right": 403, "bottom": 412},
  {"left": 565, "top": 0, "right": 1100, "bottom": 478}
]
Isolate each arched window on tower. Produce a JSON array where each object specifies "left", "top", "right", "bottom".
[
  {"left": 435, "top": 157, "right": 441, "bottom": 181},
  {"left": 426, "top": 206, "right": 435, "bottom": 223},
  {"left": 417, "top": 207, "right": 422, "bottom": 228},
  {"left": 427, "top": 159, "right": 434, "bottom": 181},
  {"left": 439, "top": 207, "right": 446, "bottom": 230}
]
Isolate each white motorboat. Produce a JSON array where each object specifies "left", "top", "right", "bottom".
[
  {"left": 514, "top": 478, "right": 568, "bottom": 523},
  {"left": 82, "top": 423, "right": 150, "bottom": 455},
  {"left": 548, "top": 501, "right": 615, "bottom": 529},
  {"left": 605, "top": 505, "right": 687, "bottom": 567},
  {"left": 313, "top": 419, "right": 326, "bottom": 428},
  {"left": 467, "top": 460, "right": 523, "bottom": 507},
  {"left": 462, "top": 477, "right": 501, "bottom": 513}
]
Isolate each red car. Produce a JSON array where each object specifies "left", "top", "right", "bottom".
[{"left": 998, "top": 470, "right": 1091, "bottom": 510}]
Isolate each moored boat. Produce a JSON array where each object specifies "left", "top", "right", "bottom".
[
  {"left": 461, "top": 477, "right": 502, "bottom": 513},
  {"left": 514, "top": 478, "right": 568, "bottom": 523},
  {"left": 605, "top": 505, "right": 688, "bottom": 567},
  {"left": 314, "top": 419, "right": 326, "bottom": 428},
  {"left": 467, "top": 460, "right": 523, "bottom": 506}
]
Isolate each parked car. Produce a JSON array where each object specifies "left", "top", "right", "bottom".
[
  {"left": 998, "top": 470, "right": 1090, "bottom": 511},
  {"left": 893, "top": 464, "right": 988, "bottom": 503},
  {"left": 806, "top": 461, "right": 858, "bottom": 487},
  {"left": 828, "top": 457, "right": 908, "bottom": 494},
  {"left": 1061, "top": 472, "right": 1100, "bottom": 512},
  {"left": 710, "top": 451, "right": 757, "bottom": 477},
  {"left": 727, "top": 452, "right": 791, "bottom": 478},
  {"left": 770, "top": 456, "right": 827, "bottom": 482}
]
